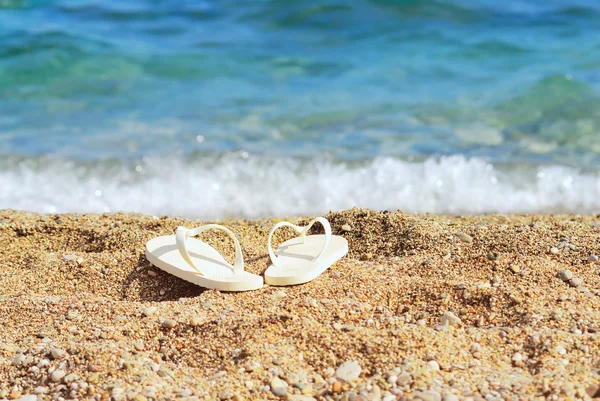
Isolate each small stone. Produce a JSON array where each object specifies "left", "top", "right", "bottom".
[
  {"left": 487, "top": 252, "right": 498, "bottom": 261},
  {"left": 551, "top": 309, "right": 564, "bottom": 320},
  {"left": 273, "top": 290, "right": 287, "bottom": 301},
  {"left": 34, "top": 387, "right": 47, "bottom": 395},
  {"left": 50, "top": 369, "right": 66, "bottom": 382},
  {"left": 569, "top": 277, "right": 583, "bottom": 287},
  {"left": 294, "top": 382, "right": 306, "bottom": 390},
  {"left": 63, "top": 254, "right": 77, "bottom": 261},
  {"left": 158, "top": 366, "right": 172, "bottom": 378},
  {"left": 244, "top": 361, "right": 262, "bottom": 372},
  {"left": 301, "top": 383, "right": 313, "bottom": 395},
  {"left": 442, "top": 395, "right": 459, "bottom": 401},
  {"left": 312, "top": 382, "right": 328, "bottom": 397},
  {"left": 64, "top": 373, "right": 79, "bottom": 382},
  {"left": 335, "top": 360, "right": 362, "bottom": 382},
  {"left": 22, "top": 355, "right": 34, "bottom": 367},
  {"left": 362, "top": 252, "right": 373, "bottom": 260},
  {"left": 12, "top": 354, "right": 25, "bottom": 366},
  {"left": 477, "top": 282, "right": 491, "bottom": 290},
  {"left": 147, "top": 270, "right": 158, "bottom": 277},
  {"left": 557, "top": 269, "right": 573, "bottom": 281},
  {"left": 589, "top": 254, "right": 599, "bottom": 262},
  {"left": 387, "top": 375, "right": 398, "bottom": 384},
  {"left": 191, "top": 317, "right": 202, "bottom": 326},
  {"left": 427, "top": 360, "right": 440, "bottom": 371},
  {"left": 412, "top": 390, "right": 441, "bottom": 401},
  {"left": 50, "top": 347, "right": 66, "bottom": 359},
  {"left": 555, "top": 345, "right": 566, "bottom": 355},
  {"left": 586, "top": 385, "right": 600, "bottom": 398},
  {"left": 341, "top": 224, "right": 352, "bottom": 232},
  {"left": 306, "top": 299, "right": 318, "bottom": 307},
  {"left": 440, "top": 311, "right": 461, "bottom": 327},
  {"left": 510, "top": 265, "right": 521, "bottom": 274},
  {"left": 397, "top": 373, "right": 412, "bottom": 386},
  {"left": 7, "top": 391, "right": 21, "bottom": 400},
  {"left": 550, "top": 247, "right": 559, "bottom": 254},
  {"left": 455, "top": 232, "right": 472, "bottom": 243},
  {"left": 512, "top": 353, "right": 523, "bottom": 365},
  {"left": 162, "top": 319, "right": 177, "bottom": 329},
  {"left": 134, "top": 342, "right": 145, "bottom": 351},
  {"left": 232, "top": 395, "right": 244, "bottom": 401},
  {"left": 88, "top": 372, "right": 100, "bottom": 384},
  {"left": 89, "top": 364, "right": 102, "bottom": 372},
  {"left": 143, "top": 306, "right": 157, "bottom": 317},
  {"left": 332, "top": 381, "right": 342, "bottom": 393},
  {"left": 270, "top": 377, "right": 287, "bottom": 396}
]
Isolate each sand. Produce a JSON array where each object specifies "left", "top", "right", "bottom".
[{"left": 0, "top": 208, "right": 599, "bottom": 400}]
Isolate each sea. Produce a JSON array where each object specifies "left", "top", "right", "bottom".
[{"left": 1, "top": 0, "right": 600, "bottom": 219}]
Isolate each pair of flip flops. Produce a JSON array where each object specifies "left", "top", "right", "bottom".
[{"left": 145, "top": 217, "right": 348, "bottom": 291}]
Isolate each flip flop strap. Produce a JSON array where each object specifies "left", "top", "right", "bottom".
[
  {"left": 175, "top": 224, "right": 244, "bottom": 275},
  {"left": 267, "top": 217, "right": 332, "bottom": 268}
]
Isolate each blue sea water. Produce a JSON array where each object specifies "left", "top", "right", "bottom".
[{"left": 1, "top": 0, "right": 600, "bottom": 218}]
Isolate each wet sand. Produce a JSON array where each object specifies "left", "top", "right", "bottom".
[{"left": 0, "top": 209, "right": 599, "bottom": 400}]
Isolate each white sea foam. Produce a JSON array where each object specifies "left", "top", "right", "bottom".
[{"left": 1, "top": 155, "right": 599, "bottom": 219}]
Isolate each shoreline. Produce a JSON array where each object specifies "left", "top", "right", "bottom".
[{"left": 1, "top": 209, "right": 599, "bottom": 400}]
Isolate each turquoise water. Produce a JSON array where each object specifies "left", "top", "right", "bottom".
[{"left": 2, "top": 1, "right": 600, "bottom": 217}]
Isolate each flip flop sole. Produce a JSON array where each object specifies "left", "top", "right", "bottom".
[
  {"left": 146, "top": 236, "right": 263, "bottom": 292},
  {"left": 265, "top": 234, "right": 348, "bottom": 286}
]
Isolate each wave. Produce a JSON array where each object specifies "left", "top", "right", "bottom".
[{"left": 1, "top": 154, "right": 598, "bottom": 219}]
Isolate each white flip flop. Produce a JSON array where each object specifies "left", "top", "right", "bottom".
[
  {"left": 145, "top": 224, "right": 263, "bottom": 292},
  {"left": 265, "top": 217, "right": 348, "bottom": 286}
]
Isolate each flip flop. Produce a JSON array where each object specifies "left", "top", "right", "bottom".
[
  {"left": 265, "top": 217, "right": 348, "bottom": 286},
  {"left": 145, "top": 224, "right": 263, "bottom": 292}
]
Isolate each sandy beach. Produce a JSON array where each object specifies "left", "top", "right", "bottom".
[{"left": 1, "top": 208, "right": 599, "bottom": 400}]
